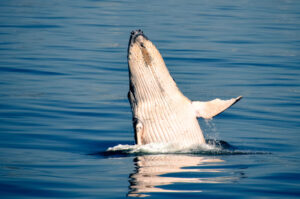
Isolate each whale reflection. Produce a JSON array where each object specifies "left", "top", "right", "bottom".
[{"left": 128, "top": 155, "right": 236, "bottom": 197}]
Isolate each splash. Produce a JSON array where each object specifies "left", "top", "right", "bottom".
[
  {"left": 201, "top": 118, "right": 220, "bottom": 141},
  {"left": 103, "top": 140, "right": 269, "bottom": 156},
  {"left": 105, "top": 140, "right": 243, "bottom": 155}
]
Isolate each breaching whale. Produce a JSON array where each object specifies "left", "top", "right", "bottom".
[{"left": 127, "top": 29, "right": 242, "bottom": 147}]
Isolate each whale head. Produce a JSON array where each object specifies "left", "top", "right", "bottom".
[{"left": 127, "top": 30, "right": 182, "bottom": 102}]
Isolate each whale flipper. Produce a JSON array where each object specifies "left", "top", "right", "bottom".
[{"left": 192, "top": 96, "right": 242, "bottom": 119}]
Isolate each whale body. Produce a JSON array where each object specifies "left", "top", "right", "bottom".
[{"left": 127, "top": 29, "right": 242, "bottom": 147}]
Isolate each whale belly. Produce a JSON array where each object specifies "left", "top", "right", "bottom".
[{"left": 135, "top": 98, "right": 205, "bottom": 146}]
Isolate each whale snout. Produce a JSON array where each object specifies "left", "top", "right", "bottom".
[
  {"left": 128, "top": 29, "right": 152, "bottom": 64},
  {"left": 129, "top": 29, "right": 148, "bottom": 45},
  {"left": 130, "top": 29, "right": 143, "bottom": 38}
]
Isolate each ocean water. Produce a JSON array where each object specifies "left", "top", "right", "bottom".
[{"left": 0, "top": 0, "right": 299, "bottom": 198}]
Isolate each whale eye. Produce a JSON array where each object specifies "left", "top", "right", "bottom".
[{"left": 140, "top": 43, "right": 145, "bottom": 48}]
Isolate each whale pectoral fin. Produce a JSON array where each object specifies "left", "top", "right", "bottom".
[
  {"left": 192, "top": 96, "right": 242, "bottom": 119},
  {"left": 133, "top": 118, "right": 144, "bottom": 145}
]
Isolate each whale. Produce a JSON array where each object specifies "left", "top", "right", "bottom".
[{"left": 127, "top": 29, "right": 242, "bottom": 147}]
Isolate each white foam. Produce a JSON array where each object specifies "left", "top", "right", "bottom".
[{"left": 106, "top": 142, "right": 219, "bottom": 154}]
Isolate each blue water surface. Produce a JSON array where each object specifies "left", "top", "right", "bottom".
[{"left": 0, "top": 0, "right": 300, "bottom": 198}]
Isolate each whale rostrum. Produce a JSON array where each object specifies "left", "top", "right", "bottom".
[{"left": 127, "top": 29, "right": 242, "bottom": 146}]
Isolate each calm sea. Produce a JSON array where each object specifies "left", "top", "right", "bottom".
[{"left": 0, "top": 0, "right": 299, "bottom": 198}]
